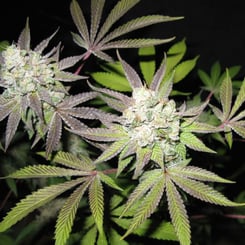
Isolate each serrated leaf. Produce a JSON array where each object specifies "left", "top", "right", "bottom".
[
  {"left": 55, "top": 181, "right": 91, "bottom": 245},
  {"left": 230, "top": 123, "right": 245, "bottom": 138},
  {"left": 90, "top": 0, "right": 105, "bottom": 43},
  {"left": 150, "top": 142, "right": 164, "bottom": 168},
  {"left": 0, "top": 178, "right": 85, "bottom": 232},
  {"left": 46, "top": 113, "right": 62, "bottom": 157},
  {"left": 70, "top": 0, "right": 89, "bottom": 44},
  {"left": 168, "top": 166, "right": 234, "bottom": 183},
  {"left": 91, "top": 72, "right": 131, "bottom": 92},
  {"left": 171, "top": 175, "right": 244, "bottom": 206},
  {"left": 122, "top": 176, "right": 165, "bottom": 238},
  {"left": 230, "top": 79, "right": 245, "bottom": 118},
  {"left": 53, "top": 151, "right": 95, "bottom": 171},
  {"left": 89, "top": 176, "right": 104, "bottom": 234},
  {"left": 103, "top": 38, "right": 175, "bottom": 50},
  {"left": 198, "top": 69, "right": 211, "bottom": 87},
  {"left": 98, "top": 172, "right": 123, "bottom": 191},
  {"left": 209, "top": 104, "right": 224, "bottom": 121},
  {"left": 173, "top": 56, "right": 199, "bottom": 83},
  {"left": 95, "top": 0, "right": 140, "bottom": 43},
  {"left": 180, "top": 132, "right": 216, "bottom": 154},
  {"left": 28, "top": 92, "right": 43, "bottom": 120},
  {"left": 58, "top": 55, "right": 84, "bottom": 70},
  {"left": 220, "top": 71, "right": 232, "bottom": 120},
  {"left": 133, "top": 147, "right": 152, "bottom": 179},
  {"left": 210, "top": 61, "right": 221, "bottom": 83},
  {"left": 0, "top": 99, "right": 16, "bottom": 121},
  {"left": 121, "top": 169, "right": 162, "bottom": 217},
  {"left": 109, "top": 228, "right": 129, "bottom": 245},
  {"left": 158, "top": 70, "right": 174, "bottom": 99},
  {"left": 7, "top": 165, "right": 90, "bottom": 179},
  {"left": 181, "top": 121, "right": 220, "bottom": 133},
  {"left": 139, "top": 46, "right": 155, "bottom": 85},
  {"left": 18, "top": 18, "right": 30, "bottom": 50},
  {"left": 5, "top": 104, "right": 22, "bottom": 150},
  {"left": 117, "top": 156, "right": 134, "bottom": 177},
  {"left": 224, "top": 126, "right": 233, "bottom": 148},
  {"left": 55, "top": 71, "right": 86, "bottom": 81},
  {"left": 166, "top": 176, "right": 190, "bottom": 245}
]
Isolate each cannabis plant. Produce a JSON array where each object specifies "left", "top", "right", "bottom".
[{"left": 0, "top": 1, "right": 244, "bottom": 245}]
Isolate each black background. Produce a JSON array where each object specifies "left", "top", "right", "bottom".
[{"left": 1, "top": 0, "right": 245, "bottom": 74}]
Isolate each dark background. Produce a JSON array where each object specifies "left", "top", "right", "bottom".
[
  {"left": 1, "top": 0, "right": 245, "bottom": 74},
  {"left": 0, "top": 1, "right": 244, "bottom": 244}
]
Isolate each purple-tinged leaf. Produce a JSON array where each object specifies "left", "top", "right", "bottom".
[
  {"left": 209, "top": 104, "right": 223, "bottom": 121},
  {"left": 95, "top": 0, "right": 140, "bottom": 44},
  {"left": 70, "top": 0, "right": 90, "bottom": 44},
  {"left": 0, "top": 99, "right": 16, "bottom": 121},
  {"left": 230, "top": 110, "right": 245, "bottom": 123},
  {"left": 71, "top": 32, "right": 87, "bottom": 49},
  {"left": 117, "top": 51, "right": 142, "bottom": 89},
  {"left": 5, "top": 105, "right": 22, "bottom": 150},
  {"left": 34, "top": 28, "right": 59, "bottom": 53},
  {"left": 90, "top": 0, "right": 105, "bottom": 43},
  {"left": 133, "top": 147, "right": 152, "bottom": 179},
  {"left": 55, "top": 71, "right": 87, "bottom": 82},
  {"left": 38, "top": 88, "right": 53, "bottom": 105},
  {"left": 88, "top": 82, "right": 132, "bottom": 106},
  {"left": 93, "top": 50, "right": 114, "bottom": 62},
  {"left": 99, "top": 94, "right": 127, "bottom": 112},
  {"left": 58, "top": 92, "right": 98, "bottom": 108},
  {"left": 70, "top": 127, "right": 127, "bottom": 142},
  {"left": 150, "top": 54, "right": 167, "bottom": 91},
  {"left": 28, "top": 93, "right": 43, "bottom": 120},
  {"left": 103, "top": 38, "right": 175, "bottom": 50},
  {"left": 58, "top": 112, "right": 87, "bottom": 130},
  {"left": 58, "top": 54, "right": 84, "bottom": 70},
  {"left": 18, "top": 18, "right": 31, "bottom": 50},
  {"left": 46, "top": 112, "right": 62, "bottom": 157}
]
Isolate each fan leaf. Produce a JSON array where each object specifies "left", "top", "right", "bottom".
[
  {"left": 7, "top": 165, "right": 90, "bottom": 179},
  {"left": 166, "top": 176, "right": 190, "bottom": 245},
  {"left": 122, "top": 176, "right": 165, "bottom": 238},
  {"left": 180, "top": 132, "right": 216, "bottom": 153},
  {"left": 17, "top": 18, "right": 30, "bottom": 50},
  {"left": 89, "top": 176, "right": 104, "bottom": 234},
  {"left": 0, "top": 178, "right": 85, "bottom": 232},
  {"left": 98, "top": 172, "right": 123, "bottom": 191},
  {"left": 55, "top": 180, "right": 91, "bottom": 245},
  {"left": 171, "top": 175, "right": 245, "bottom": 206}
]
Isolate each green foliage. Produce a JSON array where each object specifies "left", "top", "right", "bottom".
[{"left": 0, "top": 1, "right": 245, "bottom": 245}]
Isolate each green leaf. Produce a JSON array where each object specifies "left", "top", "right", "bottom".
[
  {"left": 230, "top": 79, "right": 245, "bottom": 118},
  {"left": 168, "top": 166, "right": 234, "bottom": 183},
  {"left": 121, "top": 169, "right": 162, "bottom": 217},
  {"left": 91, "top": 72, "right": 131, "bottom": 92},
  {"left": 166, "top": 176, "right": 190, "bottom": 245},
  {"left": 210, "top": 61, "right": 221, "bottom": 83},
  {"left": 173, "top": 56, "right": 199, "bottom": 83},
  {"left": 122, "top": 176, "right": 165, "bottom": 238},
  {"left": 117, "top": 156, "right": 134, "bottom": 177},
  {"left": 138, "top": 46, "right": 155, "bottom": 85},
  {"left": 151, "top": 142, "right": 164, "bottom": 168},
  {"left": 0, "top": 40, "right": 9, "bottom": 51},
  {"left": 0, "top": 178, "right": 85, "bottom": 232},
  {"left": 171, "top": 175, "right": 245, "bottom": 206},
  {"left": 55, "top": 181, "right": 91, "bottom": 245},
  {"left": 181, "top": 121, "right": 220, "bottom": 134},
  {"left": 109, "top": 228, "right": 129, "bottom": 245},
  {"left": 112, "top": 217, "right": 178, "bottom": 241},
  {"left": 230, "top": 123, "right": 245, "bottom": 138},
  {"left": 180, "top": 132, "right": 216, "bottom": 153},
  {"left": 98, "top": 172, "right": 123, "bottom": 191},
  {"left": 166, "top": 38, "right": 187, "bottom": 74},
  {"left": 220, "top": 70, "right": 233, "bottom": 120},
  {"left": 197, "top": 69, "right": 211, "bottom": 87},
  {"left": 95, "top": 138, "right": 129, "bottom": 164},
  {"left": 133, "top": 147, "right": 152, "bottom": 179},
  {"left": 53, "top": 151, "right": 95, "bottom": 171},
  {"left": 224, "top": 126, "right": 233, "bottom": 148},
  {"left": 89, "top": 176, "right": 104, "bottom": 234},
  {"left": 7, "top": 165, "right": 89, "bottom": 179},
  {"left": 80, "top": 225, "right": 98, "bottom": 245}
]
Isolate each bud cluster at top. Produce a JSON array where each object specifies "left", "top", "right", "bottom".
[
  {"left": 122, "top": 87, "right": 180, "bottom": 162},
  {"left": 0, "top": 44, "right": 65, "bottom": 104}
]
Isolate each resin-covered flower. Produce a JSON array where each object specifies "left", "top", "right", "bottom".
[
  {"left": 0, "top": 19, "right": 86, "bottom": 150},
  {"left": 71, "top": 52, "right": 217, "bottom": 178}
]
